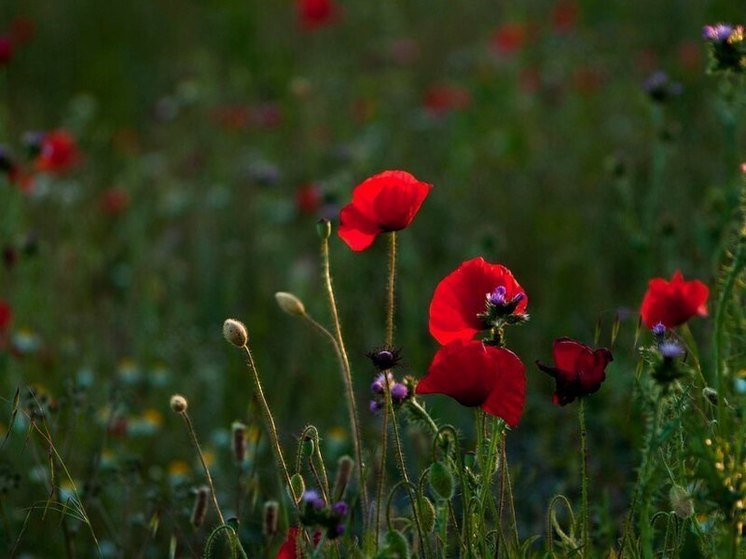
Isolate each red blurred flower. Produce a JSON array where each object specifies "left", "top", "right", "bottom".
[
  {"left": 423, "top": 84, "right": 472, "bottom": 115},
  {"left": 536, "top": 338, "right": 612, "bottom": 406},
  {"left": 276, "top": 527, "right": 300, "bottom": 559},
  {"left": 10, "top": 16, "right": 36, "bottom": 45},
  {"left": 100, "top": 187, "right": 131, "bottom": 216},
  {"left": 296, "top": 183, "right": 323, "bottom": 216},
  {"left": 0, "top": 299, "right": 12, "bottom": 349},
  {"left": 640, "top": 271, "right": 709, "bottom": 329},
  {"left": 490, "top": 22, "right": 527, "bottom": 55},
  {"left": 298, "top": 0, "right": 339, "bottom": 30},
  {"left": 0, "top": 36, "right": 13, "bottom": 65},
  {"left": 416, "top": 339, "right": 526, "bottom": 427},
  {"left": 429, "top": 257, "right": 527, "bottom": 346},
  {"left": 36, "top": 130, "right": 80, "bottom": 174},
  {"left": 551, "top": 0, "right": 578, "bottom": 33},
  {"left": 338, "top": 170, "right": 432, "bottom": 251}
]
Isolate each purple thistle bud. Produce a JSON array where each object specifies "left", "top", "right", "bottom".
[
  {"left": 391, "top": 383, "right": 409, "bottom": 402},
  {"left": 660, "top": 341, "right": 684, "bottom": 359},
  {"left": 369, "top": 400, "right": 383, "bottom": 414},
  {"left": 370, "top": 374, "right": 386, "bottom": 394},
  {"left": 487, "top": 285, "right": 507, "bottom": 305},
  {"left": 331, "top": 501, "right": 349, "bottom": 517},
  {"left": 703, "top": 23, "right": 734, "bottom": 43},
  {"left": 302, "top": 489, "right": 325, "bottom": 509},
  {"left": 367, "top": 347, "right": 402, "bottom": 370},
  {"left": 652, "top": 322, "right": 666, "bottom": 337},
  {"left": 330, "top": 523, "right": 346, "bottom": 538}
]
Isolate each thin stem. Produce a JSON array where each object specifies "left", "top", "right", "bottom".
[
  {"left": 180, "top": 411, "right": 225, "bottom": 525},
  {"left": 578, "top": 399, "right": 589, "bottom": 558},
  {"left": 320, "top": 235, "right": 368, "bottom": 521},
  {"left": 386, "top": 232, "right": 397, "bottom": 346},
  {"left": 242, "top": 345, "right": 294, "bottom": 504},
  {"left": 375, "top": 398, "right": 388, "bottom": 550}
]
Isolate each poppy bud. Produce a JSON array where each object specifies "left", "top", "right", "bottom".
[
  {"left": 169, "top": 394, "right": 188, "bottom": 414},
  {"left": 418, "top": 496, "right": 436, "bottom": 533},
  {"left": 190, "top": 486, "right": 210, "bottom": 528},
  {"left": 274, "top": 292, "right": 306, "bottom": 317},
  {"left": 384, "top": 529, "right": 411, "bottom": 559},
  {"left": 702, "top": 387, "right": 719, "bottom": 406},
  {"left": 428, "top": 461, "right": 454, "bottom": 500},
  {"left": 669, "top": 485, "right": 694, "bottom": 518},
  {"left": 262, "top": 500, "right": 279, "bottom": 537},
  {"left": 290, "top": 473, "right": 306, "bottom": 503},
  {"left": 232, "top": 421, "right": 247, "bottom": 464},
  {"left": 223, "top": 318, "right": 248, "bottom": 347},
  {"left": 332, "top": 455, "right": 354, "bottom": 501}
]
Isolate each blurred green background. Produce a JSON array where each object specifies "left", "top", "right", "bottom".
[{"left": 0, "top": 0, "right": 743, "bottom": 555}]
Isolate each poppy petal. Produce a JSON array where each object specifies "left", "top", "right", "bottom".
[
  {"left": 640, "top": 270, "right": 709, "bottom": 328},
  {"left": 416, "top": 339, "right": 526, "bottom": 427},
  {"left": 338, "top": 203, "right": 381, "bottom": 251},
  {"left": 429, "top": 257, "right": 527, "bottom": 345}
]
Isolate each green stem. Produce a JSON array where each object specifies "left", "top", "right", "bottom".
[
  {"left": 375, "top": 388, "right": 389, "bottom": 550},
  {"left": 638, "top": 394, "right": 663, "bottom": 559},
  {"left": 320, "top": 235, "right": 368, "bottom": 522},
  {"left": 386, "top": 232, "right": 396, "bottom": 347},
  {"left": 180, "top": 412, "right": 225, "bottom": 525},
  {"left": 242, "top": 346, "right": 294, "bottom": 507},
  {"left": 578, "top": 399, "right": 589, "bottom": 558}
]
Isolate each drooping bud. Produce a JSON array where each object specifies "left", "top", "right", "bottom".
[
  {"left": 169, "top": 394, "right": 188, "bottom": 414},
  {"left": 262, "top": 500, "right": 279, "bottom": 537},
  {"left": 669, "top": 485, "right": 694, "bottom": 518},
  {"left": 223, "top": 318, "right": 248, "bottom": 347},
  {"left": 418, "top": 496, "right": 436, "bottom": 533},
  {"left": 332, "top": 455, "right": 354, "bottom": 501},
  {"left": 384, "top": 529, "right": 411, "bottom": 559},
  {"left": 290, "top": 473, "right": 306, "bottom": 504},
  {"left": 428, "top": 461, "right": 454, "bottom": 500},
  {"left": 232, "top": 421, "right": 247, "bottom": 464},
  {"left": 274, "top": 292, "right": 306, "bottom": 317},
  {"left": 190, "top": 485, "right": 210, "bottom": 528}
]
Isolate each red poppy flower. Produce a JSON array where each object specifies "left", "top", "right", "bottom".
[
  {"left": 416, "top": 339, "right": 526, "bottom": 427},
  {"left": 429, "top": 257, "right": 528, "bottom": 346},
  {"left": 298, "top": 0, "right": 338, "bottom": 30},
  {"left": 338, "top": 170, "right": 432, "bottom": 251},
  {"left": 276, "top": 527, "right": 301, "bottom": 559},
  {"left": 100, "top": 187, "right": 131, "bottom": 216},
  {"left": 36, "top": 130, "right": 80, "bottom": 174},
  {"left": 296, "top": 183, "right": 323, "bottom": 216},
  {"left": 536, "top": 338, "right": 613, "bottom": 406},
  {"left": 551, "top": 0, "right": 578, "bottom": 33},
  {"left": 640, "top": 271, "right": 709, "bottom": 329}
]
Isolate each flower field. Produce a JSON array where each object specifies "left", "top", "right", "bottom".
[{"left": 0, "top": 1, "right": 744, "bottom": 557}]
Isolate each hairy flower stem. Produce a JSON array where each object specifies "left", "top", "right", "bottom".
[
  {"left": 320, "top": 235, "right": 368, "bottom": 524},
  {"left": 242, "top": 345, "right": 295, "bottom": 507},
  {"left": 578, "top": 399, "right": 590, "bottom": 558},
  {"left": 386, "top": 232, "right": 397, "bottom": 346},
  {"left": 638, "top": 393, "right": 664, "bottom": 559},
  {"left": 375, "top": 390, "right": 389, "bottom": 548}
]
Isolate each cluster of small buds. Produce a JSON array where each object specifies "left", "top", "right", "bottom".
[
  {"left": 299, "top": 489, "right": 349, "bottom": 539},
  {"left": 369, "top": 372, "right": 411, "bottom": 413},
  {"left": 477, "top": 286, "right": 528, "bottom": 335},
  {"left": 643, "top": 71, "right": 683, "bottom": 104},
  {"left": 702, "top": 23, "right": 746, "bottom": 73},
  {"left": 649, "top": 323, "right": 687, "bottom": 384}
]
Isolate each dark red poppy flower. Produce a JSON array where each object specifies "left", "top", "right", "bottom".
[
  {"left": 536, "top": 338, "right": 613, "bottom": 406},
  {"left": 276, "top": 526, "right": 300, "bottom": 559},
  {"left": 551, "top": 0, "right": 578, "bottom": 33},
  {"left": 0, "top": 36, "right": 13, "bottom": 65},
  {"left": 10, "top": 16, "right": 36, "bottom": 46},
  {"left": 0, "top": 299, "right": 12, "bottom": 349},
  {"left": 640, "top": 271, "right": 709, "bottom": 329},
  {"left": 99, "top": 187, "right": 131, "bottom": 216},
  {"left": 36, "top": 130, "right": 80, "bottom": 174},
  {"left": 338, "top": 170, "right": 432, "bottom": 251},
  {"left": 416, "top": 339, "right": 526, "bottom": 427},
  {"left": 429, "top": 257, "right": 527, "bottom": 346},
  {"left": 298, "top": 0, "right": 338, "bottom": 30}
]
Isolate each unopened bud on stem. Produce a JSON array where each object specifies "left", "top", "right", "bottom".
[
  {"left": 170, "top": 394, "right": 188, "bottom": 414},
  {"left": 274, "top": 292, "right": 306, "bottom": 317},
  {"left": 223, "top": 318, "right": 249, "bottom": 347}
]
